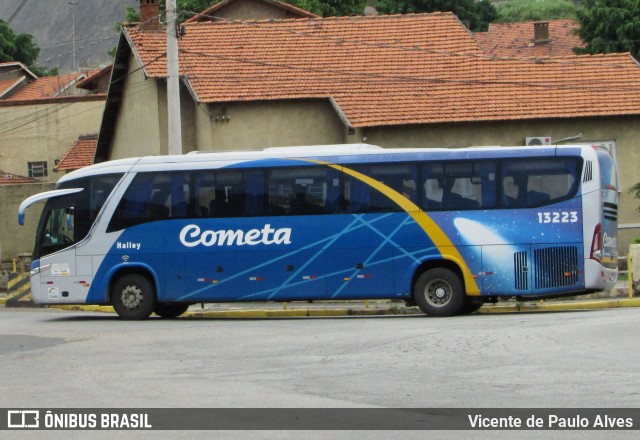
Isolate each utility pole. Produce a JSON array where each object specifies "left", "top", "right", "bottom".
[
  {"left": 69, "top": 1, "right": 78, "bottom": 71},
  {"left": 166, "top": 0, "right": 183, "bottom": 155}
]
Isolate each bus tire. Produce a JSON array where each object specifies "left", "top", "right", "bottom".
[
  {"left": 110, "top": 274, "right": 156, "bottom": 320},
  {"left": 414, "top": 268, "right": 464, "bottom": 317},
  {"left": 154, "top": 303, "right": 190, "bottom": 318}
]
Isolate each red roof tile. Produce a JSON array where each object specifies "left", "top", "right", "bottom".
[
  {"left": 125, "top": 13, "right": 640, "bottom": 127},
  {"left": 475, "top": 20, "right": 584, "bottom": 58},
  {"left": 0, "top": 77, "right": 25, "bottom": 98},
  {"left": 0, "top": 170, "right": 40, "bottom": 185},
  {"left": 4, "top": 73, "right": 84, "bottom": 101},
  {"left": 55, "top": 135, "right": 98, "bottom": 171}
]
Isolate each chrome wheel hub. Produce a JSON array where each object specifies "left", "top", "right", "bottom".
[
  {"left": 121, "top": 285, "right": 143, "bottom": 309},
  {"left": 425, "top": 280, "right": 451, "bottom": 306}
]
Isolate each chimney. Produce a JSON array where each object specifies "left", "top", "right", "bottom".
[
  {"left": 140, "top": 0, "right": 161, "bottom": 32},
  {"left": 533, "top": 21, "right": 550, "bottom": 44}
]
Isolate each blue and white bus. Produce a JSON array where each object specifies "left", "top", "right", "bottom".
[{"left": 19, "top": 144, "right": 618, "bottom": 319}]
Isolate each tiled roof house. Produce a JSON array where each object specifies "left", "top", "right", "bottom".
[
  {"left": 0, "top": 64, "right": 107, "bottom": 259},
  {"left": 0, "top": 63, "right": 108, "bottom": 102},
  {"left": 99, "top": 0, "right": 640, "bottom": 251},
  {"left": 475, "top": 19, "right": 584, "bottom": 58}
]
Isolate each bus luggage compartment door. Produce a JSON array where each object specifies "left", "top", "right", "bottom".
[{"left": 182, "top": 251, "right": 256, "bottom": 301}]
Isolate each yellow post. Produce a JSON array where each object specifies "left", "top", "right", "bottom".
[
  {"left": 628, "top": 255, "right": 634, "bottom": 299},
  {"left": 12, "top": 259, "right": 17, "bottom": 273}
]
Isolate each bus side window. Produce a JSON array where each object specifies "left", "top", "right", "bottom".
[
  {"left": 422, "top": 163, "right": 444, "bottom": 211},
  {"left": 501, "top": 159, "right": 580, "bottom": 208},
  {"left": 244, "top": 171, "right": 265, "bottom": 216},
  {"left": 108, "top": 172, "right": 187, "bottom": 230},
  {"left": 193, "top": 172, "right": 215, "bottom": 217},
  {"left": 148, "top": 189, "right": 169, "bottom": 219},
  {"left": 422, "top": 162, "right": 493, "bottom": 211},
  {"left": 268, "top": 167, "right": 332, "bottom": 216},
  {"left": 345, "top": 164, "right": 417, "bottom": 213},
  {"left": 169, "top": 174, "right": 190, "bottom": 218},
  {"left": 344, "top": 175, "right": 370, "bottom": 213}
]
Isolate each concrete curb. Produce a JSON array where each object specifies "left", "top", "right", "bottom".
[
  {"left": 38, "top": 297, "right": 640, "bottom": 318},
  {"left": 478, "top": 298, "right": 640, "bottom": 313},
  {"left": 49, "top": 304, "right": 399, "bottom": 318},
  {"left": 184, "top": 307, "right": 396, "bottom": 319}
]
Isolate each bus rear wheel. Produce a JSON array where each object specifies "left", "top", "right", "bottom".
[
  {"left": 110, "top": 274, "right": 156, "bottom": 320},
  {"left": 414, "top": 268, "right": 464, "bottom": 317},
  {"left": 154, "top": 303, "right": 190, "bottom": 318}
]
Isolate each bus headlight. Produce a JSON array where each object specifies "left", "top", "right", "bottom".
[{"left": 30, "top": 264, "right": 50, "bottom": 277}]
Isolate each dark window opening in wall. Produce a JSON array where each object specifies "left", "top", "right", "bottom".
[{"left": 28, "top": 161, "right": 48, "bottom": 178}]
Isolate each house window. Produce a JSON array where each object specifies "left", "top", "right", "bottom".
[{"left": 28, "top": 161, "right": 48, "bottom": 178}]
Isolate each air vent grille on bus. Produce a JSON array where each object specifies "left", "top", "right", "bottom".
[
  {"left": 583, "top": 161, "right": 593, "bottom": 182},
  {"left": 603, "top": 202, "right": 618, "bottom": 221},
  {"left": 514, "top": 251, "right": 529, "bottom": 290},
  {"left": 534, "top": 246, "right": 579, "bottom": 289}
]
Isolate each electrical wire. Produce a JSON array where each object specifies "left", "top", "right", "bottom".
[{"left": 179, "top": 48, "right": 640, "bottom": 93}]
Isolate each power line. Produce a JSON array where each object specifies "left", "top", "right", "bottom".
[
  {"left": 179, "top": 48, "right": 640, "bottom": 93},
  {"left": 0, "top": 81, "right": 157, "bottom": 139}
]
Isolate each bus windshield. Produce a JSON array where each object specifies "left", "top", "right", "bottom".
[{"left": 34, "top": 174, "right": 122, "bottom": 258}]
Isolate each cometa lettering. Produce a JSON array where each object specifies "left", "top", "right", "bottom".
[{"left": 179, "top": 224, "right": 292, "bottom": 248}]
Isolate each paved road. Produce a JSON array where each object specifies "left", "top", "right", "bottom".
[{"left": 1, "top": 307, "right": 639, "bottom": 439}]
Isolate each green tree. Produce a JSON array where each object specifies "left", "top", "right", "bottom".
[
  {"left": 0, "top": 19, "right": 40, "bottom": 66},
  {"left": 290, "top": 0, "right": 367, "bottom": 16},
  {"left": 0, "top": 19, "right": 56, "bottom": 76},
  {"left": 496, "top": 0, "right": 577, "bottom": 23},
  {"left": 575, "top": 0, "right": 640, "bottom": 60},
  {"left": 375, "top": 0, "right": 497, "bottom": 31}
]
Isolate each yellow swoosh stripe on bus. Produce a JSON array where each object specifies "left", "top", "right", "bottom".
[{"left": 300, "top": 159, "right": 481, "bottom": 296}]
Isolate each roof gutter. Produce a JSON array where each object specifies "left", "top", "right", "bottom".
[
  {"left": 329, "top": 97, "right": 354, "bottom": 132},
  {"left": 123, "top": 27, "right": 150, "bottom": 80},
  {"left": 0, "top": 76, "right": 29, "bottom": 99}
]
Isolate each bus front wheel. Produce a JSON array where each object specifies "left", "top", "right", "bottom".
[
  {"left": 414, "top": 268, "right": 464, "bottom": 317},
  {"left": 110, "top": 274, "right": 156, "bottom": 320}
]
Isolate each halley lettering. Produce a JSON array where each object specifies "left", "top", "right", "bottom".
[
  {"left": 116, "top": 242, "right": 141, "bottom": 250},
  {"left": 180, "top": 224, "right": 292, "bottom": 248}
]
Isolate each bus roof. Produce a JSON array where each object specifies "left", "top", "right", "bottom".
[{"left": 57, "top": 144, "right": 591, "bottom": 184}]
